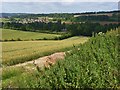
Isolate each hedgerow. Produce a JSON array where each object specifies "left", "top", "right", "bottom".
[{"left": 35, "top": 29, "right": 119, "bottom": 88}]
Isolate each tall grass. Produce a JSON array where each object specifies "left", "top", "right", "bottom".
[{"left": 2, "top": 36, "right": 88, "bottom": 66}]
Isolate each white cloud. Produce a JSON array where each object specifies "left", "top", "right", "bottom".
[{"left": 2, "top": 2, "right": 118, "bottom": 13}]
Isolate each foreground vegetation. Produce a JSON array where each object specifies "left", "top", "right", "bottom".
[
  {"left": 2, "top": 29, "right": 119, "bottom": 88},
  {"left": 2, "top": 36, "right": 88, "bottom": 66}
]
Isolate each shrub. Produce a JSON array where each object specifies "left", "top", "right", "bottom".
[
  {"left": 17, "top": 38, "right": 22, "bottom": 41},
  {"left": 10, "top": 38, "right": 15, "bottom": 41},
  {"left": 43, "top": 37, "right": 47, "bottom": 40}
]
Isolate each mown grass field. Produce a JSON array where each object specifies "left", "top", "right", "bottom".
[
  {"left": 2, "top": 36, "right": 89, "bottom": 66},
  {"left": 1, "top": 28, "right": 61, "bottom": 41},
  {"left": 0, "top": 18, "right": 10, "bottom": 22},
  {"left": 2, "top": 29, "right": 119, "bottom": 88}
]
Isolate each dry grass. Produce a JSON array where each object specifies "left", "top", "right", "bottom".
[{"left": 2, "top": 36, "right": 89, "bottom": 66}]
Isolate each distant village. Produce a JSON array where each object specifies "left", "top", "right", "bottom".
[{"left": 13, "top": 17, "right": 55, "bottom": 24}]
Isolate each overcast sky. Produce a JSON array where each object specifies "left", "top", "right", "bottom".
[
  {"left": 1, "top": 0, "right": 120, "bottom": 2},
  {"left": 1, "top": 2, "right": 119, "bottom": 13}
]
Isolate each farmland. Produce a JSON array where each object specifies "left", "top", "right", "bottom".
[
  {"left": 1, "top": 28, "right": 61, "bottom": 41},
  {"left": 1, "top": 10, "right": 120, "bottom": 89},
  {"left": 2, "top": 36, "right": 89, "bottom": 66},
  {"left": 2, "top": 29, "right": 119, "bottom": 88}
]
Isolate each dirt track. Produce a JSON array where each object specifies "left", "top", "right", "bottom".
[{"left": 8, "top": 52, "right": 66, "bottom": 69}]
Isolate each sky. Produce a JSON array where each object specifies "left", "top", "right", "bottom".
[
  {"left": 1, "top": 0, "right": 120, "bottom": 2},
  {"left": 1, "top": 1, "right": 119, "bottom": 13}
]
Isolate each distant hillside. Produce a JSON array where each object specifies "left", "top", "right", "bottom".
[
  {"left": 74, "top": 10, "right": 120, "bottom": 16},
  {"left": 0, "top": 13, "right": 28, "bottom": 18},
  {"left": 1, "top": 10, "right": 119, "bottom": 18}
]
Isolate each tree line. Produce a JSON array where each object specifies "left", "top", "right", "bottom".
[
  {"left": 2, "top": 21, "right": 119, "bottom": 36},
  {"left": 71, "top": 14, "right": 119, "bottom": 22}
]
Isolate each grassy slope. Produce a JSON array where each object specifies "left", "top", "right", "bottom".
[
  {"left": 0, "top": 18, "right": 10, "bottom": 22},
  {"left": 2, "top": 36, "right": 89, "bottom": 66},
  {"left": 1, "top": 28, "right": 61, "bottom": 41},
  {"left": 2, "top": 29, "right": 119, "bottom": 88}
]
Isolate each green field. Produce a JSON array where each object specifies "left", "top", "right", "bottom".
[
  {"left": 1, "top": 29, "right": 61, "bottom": 41},
  {"left": 2, "top": 36, "right": 89, "bottom": 66},
  {"left": 0, "top": 18, "right": 10, "bottom": 22}
]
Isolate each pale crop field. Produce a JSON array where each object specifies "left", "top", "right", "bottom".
[
  {"left": 1, "top": 29, "right": 61, "bottom": 41},
  {"left": 2, "top": 36, "right": 89, "bottom": 66}
]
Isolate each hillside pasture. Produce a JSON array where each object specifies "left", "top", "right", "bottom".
[{"left": 1, "top": 29, "right": 61, "bottom": 41}]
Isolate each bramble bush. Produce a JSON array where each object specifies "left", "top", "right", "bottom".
[{"left": 34, "top": 29, "right": 119, "bottom": 88}]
